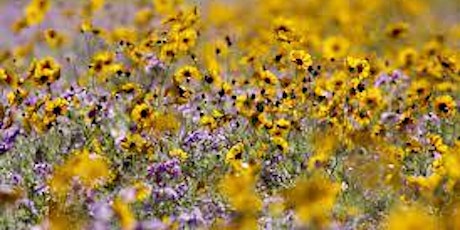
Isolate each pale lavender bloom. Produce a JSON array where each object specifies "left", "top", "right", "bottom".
[
  {"left": 178, "top": 207, "right": 205, "bottom": 227},
  {"left": 380, "top": 112, "right": 401, "bottom": 124},
  {"left": 137, "top": 219, "right": 167, "bottom": 230},
  {"left": 375, "top": 70, "right": 408, "bottom": 87},
  {"left": 11, "top": 173, "right": 22, "bottom": 185},
  {"left": 374, "top": 73, "right": 391, "bottom": 87},
  {"left": 90, "top": 201, "right": 113, "bottom": 221},
  {"left": 144, "top": 54, "right": 166, "bottom": 73},
  {"left": 153, "top": 187, "right": 179, "bottom": 201},
  {"left": 390, "top": 70, "right": 408, "bottom": 81},
  {"left": 422, "top": 112, "right": 441, "bottom": 127}
]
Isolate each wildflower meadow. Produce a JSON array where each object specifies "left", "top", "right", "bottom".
[{"left": 0, "top": 0, "right": 460, "bottom": 229}]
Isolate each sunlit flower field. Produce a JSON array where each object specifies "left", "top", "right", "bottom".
[{"left": 0, "top": 0, "right": 459, "bottom": 229}]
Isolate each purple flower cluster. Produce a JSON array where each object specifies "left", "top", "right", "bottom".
[
  {"left": 147, "top": 159, "right": 182, "bottom": 184},
  {"left": 0, "top": 126, "right": 20, "bottom": 154}
]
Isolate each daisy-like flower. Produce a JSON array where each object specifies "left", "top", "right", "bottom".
[
  {"left": 282, "top": 172, "right": 340, "bottom": 227},
  {"left": 49, "top": 148, "right": 112, "bottom": 196},
  {"left": 0, "top": 68, "right": 18, "bottom": 88},
  {"left": 322, "top": 36, "right": 350, "bottom": 60},
  {"left": 44, "top": 97, "right": 69, "bottom": 117},
  {"left": 357, "top": 87, "right": 385, "bottom": 110},
  {"left": 385, "top": 21, "right": 409, "bottom": 39},
  {"left": 289, "top": 50, "right": 313, "bottom": 70},
  {"left": 120, "top": 133, "right": 147, "bottom": 154},
  {"left": 173, "top": 65, "right": 201, "bottom": 84},
  {"left": 434, "top": 95, "right": 456, "bottom": 118},
  {"left": 225, "top": 142, "right": 245, "bottom": 164},
  {"left": 43, "top": 28, "right": 65, "bottom": 48},
  {"left": 271, "top": 136, "right": 289, "bottom": 154},
  {"left": 30, "top": 57, "right": 61, "bottom": 87},
  {"left": 346, "top": 56, "right": 371, "bottom": 80},
  {"left": 131, "top": 103, "right": 153, "bottom": 128}
]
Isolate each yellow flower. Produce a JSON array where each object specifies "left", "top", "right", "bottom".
[
  {"left": 225, "top": 142, "right": 245, "bottom": 164},
  {"left": 90, "top": 0, "right": 105, "bottom": 12},
  {"left": 444, "top": 148, "right": 460, "bottom": 180},
  {"left": 134, "top": 8, "right": 154, "bottom": 27},
  {"left": 289, "top": 50, "right": 313, "bottom": 70},
  {"left": 273, "top": 17, "right": 297, "bottom": 43},
  {"left": 118, "top": 82, "right": 140, "bottom": 94},
  {"left": 271, "top": 136, "right": 289, "bottom": 154},
  {"left": 407, "top": 79, "right": 431, "bottom": 101},
  {"left": 151, "top": 111, "right": 181, "bottom": 133},
  {"left": 113, "top": 197, "right": 136, "bottom": 230},
  {"left": 120, "top": 133, "right": 147, "bottom": 154},
  {"left": 49, "top": 149, "right": 111, "bottom": 196},
  {"left": 88, "top": 51, "right": 121, "bottom": 82},
  {"left": 30, "top": 57, "right": 61, "bottom": 86},
  {"left": 427, "top": 133, "right": 449, "bottom": 155},
  {"left": 283, "top": 172, "right": 340, "bottom": 226},
  {"left": 131, "top": 103, "right": 153, "bottom": 127},
  {"left": 308, "top": 130, "right": 339, "bottom": 169},
  {"left": 386, "top": 204, "right": 437, "bottom": 230},
  {"left": 165, "top": 84, "right": 193, "bottom": 105},
  {"left": 357, "top": 87, "right": 385, "bottom": 110},
  {"left": 219, "top": 166, "right": 262, "bottom": 214},
  {"left": 169, "top": 148, "right": 189, "bottom": 161},
  {"left": 385, "top": 22, "right": 409, "bottom": 39},
  {"left": 44, "top": 97, "right": 68, "bottom": 117},
  {"left": 398, "top": 47, "right": 418, "bottom": 68},
  {"left": 174, "top": 28, "right": 198, "bottom": 52},
  {"left": 159, "top": 42, "right": 179, "bottom": 62},
  {"left": 257, "top": 113, "right": 273, "bottom": 129},
  {"left": 235, "top": 94, "right": 255, "bottom": 118},
  {"left": 275, "top": 118, "right": 291, "bottom": 130},
  {"left": 200, "top": 115, "right": 217, "bottom": 130},
  {"left": 110, "top": 27, "right": 138, "bottom": 44},
  {"left": 0, "top": 68, "right": 18, "bottom": 88},
  {"left": 174, "top": 65, "right": 201, "bottom": 84},
  {"left": 257, "top": 70, "right": 279, "bottom": 86},
  {"left": 133, "top": 182, "right": 151, "bottom": 202},
  {"left": 346, "top": 56, "right": 370, "bottom": 80},
  {"left": 407, "top": 173, "right": 443, "bottom": 192},
  {"left": 433, "top": 95, "right": 456, "bottom": 118},
  {"left": 24, "top": 0, "right": 51, "bottom": 26},
  {"left": 7, "top": 88, "right": 29, "bottom": 106},
  {"left": 82, "top": 0, "right": 105, "bottom": 17},
  {"left": 44, "top": 28, "right": 65, "bottom": 48},
  {"left": 323, "top": 36, "right": 350, "bottom": 60},
  {"left": 153, "top": 0, "right": 183, "bottom": 15}
]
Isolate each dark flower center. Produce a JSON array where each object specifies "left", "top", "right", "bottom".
[
  {"left": 295, "top": 58, "right": 303, "bottom": 66},
  {"left": 140, "top": 109, "right": 149, "bottom": 118},
  {"left": 53, "top": 106, "right": 62, "bottom": 115},
  {"left": 438, "top": 103, "right": 449, "bottom": 113}
]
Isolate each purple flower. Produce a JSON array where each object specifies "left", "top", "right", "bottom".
[
  {"left": 144, "top": 54, "right": 166, "bottom": 73},
  {"left": 374, "top": 73, "right": 391, "bottom": 87},
  {"left": 137, "top": 219, "right": 167, "bottom": 230},
  {"left": 178, "top": 207, "right": 205, "bottom": 227},
  {"left": 153, "top": 187, "right": 179, "bottom": 201},
  {"left": 147, "top": 159, "right": 182, "bottom": 183},
  {"left": 34, "top": 163, "right": 52, "bottom": 177}
]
